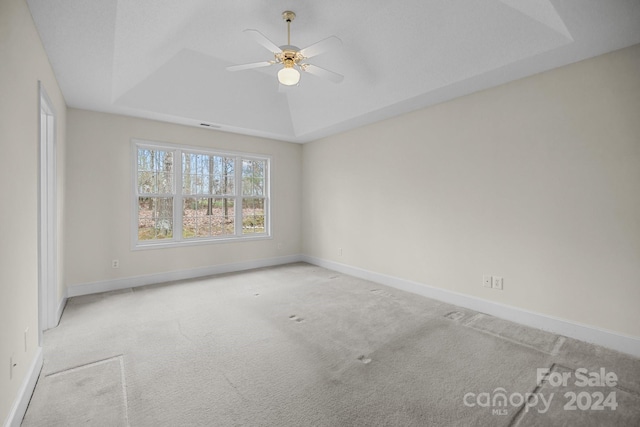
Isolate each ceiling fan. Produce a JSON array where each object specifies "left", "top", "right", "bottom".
[{"left": 226, "top": 11, "right": 344, "bottom": 86}]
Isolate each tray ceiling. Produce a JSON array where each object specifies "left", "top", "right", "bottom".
[{"left": 27, "top": 0, "right": 640, "bottom": 142}]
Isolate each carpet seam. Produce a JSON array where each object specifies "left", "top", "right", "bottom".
[
  {"left": 45, "top": 354, "right": 125, "bottom": 377},
  {"left": 461, "top": 313, "right": 565, "bottom": 356},
  {"left": 508, "top": 362, "right": 556, "bottom": 426}
]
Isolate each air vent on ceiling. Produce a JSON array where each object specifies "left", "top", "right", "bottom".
[{"left": 199, "top": 123, "right": 221, "bottom": 129}]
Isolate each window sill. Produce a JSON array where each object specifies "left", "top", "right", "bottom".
[{"left": 132, "top": 234, "right": 272, "bottom": 251}]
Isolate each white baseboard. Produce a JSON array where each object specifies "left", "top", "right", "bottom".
[
  {"left": 63, "top": 253, "right": 640, "bottom": 358},
  {"left": 67, "top": 255, "right": 303, "bottom": 297},
  {"left": 301, "top": 255, "right": 640, "bottom": 358},
  {"left": 55, "top": 296, "right": 67, "bottom": 326},
  {"left": 3, "top": 347, "right": 43, "bottom": 427}
]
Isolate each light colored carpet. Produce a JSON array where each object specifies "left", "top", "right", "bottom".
[
  {"left": 22, "top": 263, "right": 640, "bottom": 426},
  {"left": 24, "top": 356, "right": 128, "bottom": 425}
]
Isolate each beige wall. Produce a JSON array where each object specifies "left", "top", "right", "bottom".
[
  {"left": 0, "top": 0, "right": 67, "bottom": 422},
  {"left": 303, "top": 44, "right": 640, "bottom": 338},
  {"left": 64, "top": 109, "right": 302, "bottom": 287}
]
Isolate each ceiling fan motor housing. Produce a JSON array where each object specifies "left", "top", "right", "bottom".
[{"left": 276, "top": 46, "right": 304, "bottom": 67}]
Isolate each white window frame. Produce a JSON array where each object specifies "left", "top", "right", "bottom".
[{"left": 132, "top": 139, "right": 271, "bottom": 249}]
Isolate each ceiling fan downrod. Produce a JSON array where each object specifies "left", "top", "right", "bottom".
[{"left": 282, "top": 11, "right": 296, "bottom": 45}]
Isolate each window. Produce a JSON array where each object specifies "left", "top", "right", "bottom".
[
  {"left": 137, "top": 148, "right": 175, "bottom": 240},
  {"left": 133, "top": 140, "right": 270, "bottom": 248},
  {"left": 182, "top": 152, "right": 235, "bottom": 238},
  {"left": 242, "top": 159, "right": 267, "bottom": 234}
]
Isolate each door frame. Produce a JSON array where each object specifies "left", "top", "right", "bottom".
[{"left": 38, "top": 82, "right": 58, "bottom": 340}]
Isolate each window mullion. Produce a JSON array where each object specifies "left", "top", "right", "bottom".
[
  {"left": 174, "top": 149, "right": 183, "bottom": 242},
  {"left": 235, "top": 156, "right": 242, "bottom": 236}
]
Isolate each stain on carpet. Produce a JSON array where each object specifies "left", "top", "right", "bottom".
[
  {"left": 357, "top": 355, "right": 372, "bottom": 364},
  {"left": 444, "top": 311, "right": 467, "bottom": 322}
]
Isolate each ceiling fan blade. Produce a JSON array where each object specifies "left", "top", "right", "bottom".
[
  {"left": 301, "top": 64, "right": 344, "bottom": 83},
  {"left": 299, "top": 36, "right": 342, "bottom": 59},
  {"left": 226, "top": 61, "right": 274, "bottom": 72},
  {"left": 243, "top": 29, "right": 283, "bottom": 54}
]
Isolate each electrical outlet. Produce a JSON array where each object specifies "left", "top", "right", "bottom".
[
  {"left": 483, "top": 275, "right": 492, "bottom": 288},
  {"left": 338, "top": 248, "right": 343, "bottom": 256},
  {"left": 492, "top": 276, "right": 504, "bottom": 290},
  {"left": 112, "top": 259, "right": 119, "bottom": 268},
  {"left": 24, "top": 328, "right": 29, "bottom": 352}
]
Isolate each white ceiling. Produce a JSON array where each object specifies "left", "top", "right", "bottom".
[{"left": 27, "top": 0, "right": 640, "bottom": 143}]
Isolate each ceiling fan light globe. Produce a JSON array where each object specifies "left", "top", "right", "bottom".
[{"left": 278, "top": 67, "right": 300, "bottom": 86}]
